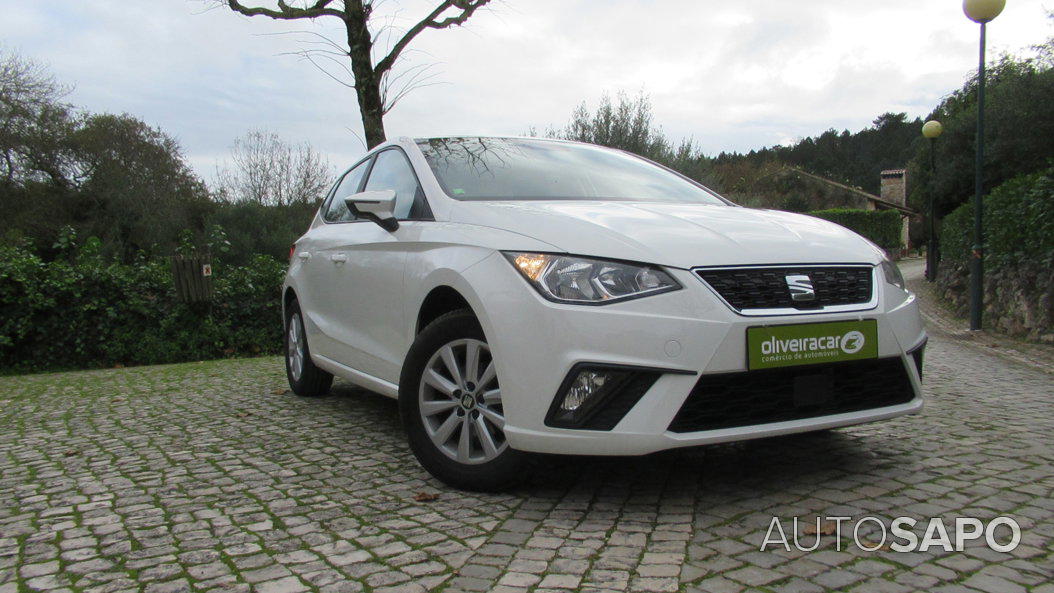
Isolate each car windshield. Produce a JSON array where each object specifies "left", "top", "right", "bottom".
[{"left": 416, "top": 137, "right": 729, "bottom": 204}]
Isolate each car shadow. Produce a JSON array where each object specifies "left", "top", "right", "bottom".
[{"left": 321, "top": 381, "right": 909, "bottom": 496}]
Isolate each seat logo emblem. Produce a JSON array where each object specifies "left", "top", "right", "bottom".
[{"left": 785, "top": 274, "right": 815, "bottom": 302}]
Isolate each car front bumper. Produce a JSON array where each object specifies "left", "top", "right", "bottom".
[{"left": 461, "top": 253, "right": 926, "bottom": 456}]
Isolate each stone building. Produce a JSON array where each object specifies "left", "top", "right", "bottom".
[
  {"left": 789, "top": 167, "right": 918, "bottom": 252},
  {"left": 878, "top": 169, "right": 912, "bottom": 250}
]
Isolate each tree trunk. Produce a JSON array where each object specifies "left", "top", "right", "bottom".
[
  {"left": 344, "top": 4, "right": 386, "bottom": 149},
  {"left": 356, "top": 81, "right": 386, "bottom": 149}
]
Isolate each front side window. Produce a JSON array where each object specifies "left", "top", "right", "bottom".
[
  {"left": 322, "top": 159, "right": 371, "bottom": 222},
  {"left": 417, "top": 137, "right": 729, "bottom": 205},
  {"left": 363, "top": 149, "right": 432, "bottom": 220}
]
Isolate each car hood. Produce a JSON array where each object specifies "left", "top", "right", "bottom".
[{"left": 450, "top": 201, "right": 884, "bottom": 269}]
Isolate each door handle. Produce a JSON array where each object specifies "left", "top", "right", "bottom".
[{"left": 330, "top": 253, "right": 348, "bottom": 263}]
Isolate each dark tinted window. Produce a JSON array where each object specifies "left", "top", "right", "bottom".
[
  {"left": 323, "top": 159, "right": 370, "bottom": 222},
  {"left": 364, "top": 149, "right": 431, "bottom": 220},
  {"left": 417, "top": 137, "right": 728, "bottom": 204}
]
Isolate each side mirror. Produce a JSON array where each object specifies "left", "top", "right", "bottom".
[{"left": 345, "top": 190, "right": 399, "bottom": 232}]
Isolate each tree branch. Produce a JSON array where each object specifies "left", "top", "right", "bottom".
[
  {"left": 374, "top": 0, "right": 490, "bottom": 74},
  {"left": 225, "top": 0, "right": 343, "bottom": 20}
]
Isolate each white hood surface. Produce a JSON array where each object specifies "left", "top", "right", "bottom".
[{"left": 451, "top": 200, "right": 884, "bottom": 269}]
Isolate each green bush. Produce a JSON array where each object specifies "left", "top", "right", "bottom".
[
  {"left": 0, "top": 243, "right": 286, "bottom": 374},
  {"left": 807, "top": 208, "right": 903, "bottom": 249},
  {"left": 941, "top": 166, "right": 1054, "bottom": 271}
]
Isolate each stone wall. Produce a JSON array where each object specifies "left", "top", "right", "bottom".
[{"left": 936, "top": 261, "right": 1054, "bottom": 342}]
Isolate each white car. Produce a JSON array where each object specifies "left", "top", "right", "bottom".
[{"left": 283, "top": 136, "right": 925, "bottom": 490}]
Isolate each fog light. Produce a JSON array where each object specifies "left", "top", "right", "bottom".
[
  {"left": 546, "top": 364, "right": 667, "bottom": 430},
  {"left": 561, "top": 371, "right": 609, "bottom": 411}
]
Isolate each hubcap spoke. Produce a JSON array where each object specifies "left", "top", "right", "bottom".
[
  {"left": 479, "top": 406, "right": 505, "bottom": 429},
  {"left": 481, "top": 388, "right": 501, "bottom": 405},
  {"left": 474, "top": 415, "right": 498, "bottom": 457},
  {"left": 424, "top": 369, "right": 457, "bottom": 397},
  {"left": 457, "top": 416, "right": 472, "bottom": 462},
  {"left": 464, "top": 341, "right": 480, "bottom": 384},
  {"left": 440, "top": 346, "right": 463, "bottom": 387},
  {"left": 478, "top": 361, "right": 496, "bottom": 389},
  {"left": 430, "top": 412, "right": 460, "bottom": 446},
  {"left": 420, "top": 400, "right": 458, "bottom": 417}
]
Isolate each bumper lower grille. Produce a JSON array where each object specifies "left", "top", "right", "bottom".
[
  {"left": 667, "top": 357, "right": 915, "bottom": 433},
  {"left": 696, "top": 266, "right": 874, "bottom": 312}
]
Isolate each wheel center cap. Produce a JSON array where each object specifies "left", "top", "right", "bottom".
[{"left": 460, "top": 393, "right": 476, "bottom": 410}]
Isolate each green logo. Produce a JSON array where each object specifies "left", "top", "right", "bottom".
[{"left": 747, "top": 320, "right": 878, "bottom": 370}]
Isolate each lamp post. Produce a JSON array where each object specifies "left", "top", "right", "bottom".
[
  {"left": 922, "top": 120, "right": 943, "bottom": 282},
  {"left": 963, "top": 0, "right": 1004, "bottom": 330}
]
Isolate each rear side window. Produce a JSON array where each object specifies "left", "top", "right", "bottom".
[
  {"left": 323, "top": 159, "right": 371, "bottom": 222},
  {"left": 363, "top": 149, "right": 432, "bottom": 220}
]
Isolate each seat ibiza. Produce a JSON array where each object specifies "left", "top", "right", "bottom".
[{"left": 283, "top": 136, "right": 925, "bottom": 490}]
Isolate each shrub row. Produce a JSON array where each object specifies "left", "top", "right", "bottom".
[
  {"left": 0, "top": 243, "right": 286, "bottom": 374},
  {"left": 940, "top": 165, "right": 1054, "bottom": 271},
  {"left": 807, "top": 208, "right": 903, "bottom": 250}
]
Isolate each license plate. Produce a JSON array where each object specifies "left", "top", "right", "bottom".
[{"left": 747, "top": 319, "right": 878, "bottom": 370}]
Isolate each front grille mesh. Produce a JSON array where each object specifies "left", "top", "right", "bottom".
[
  {"left": 667, "top": 357, "right": 914, "bottom": 433},
  {"left": 696, "top": 266, "right": 873, "bottom": 311}
]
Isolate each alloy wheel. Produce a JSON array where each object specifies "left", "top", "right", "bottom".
[
  {"left": 418, "top": 338, "right": 507, "bottom": 464},
  {"left": 287, "top": 312, "right": 305, "bottom": 382}
]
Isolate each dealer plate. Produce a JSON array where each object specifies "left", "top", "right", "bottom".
[{"left": 747, "top": 319, "right": 878, "bottom": 370}]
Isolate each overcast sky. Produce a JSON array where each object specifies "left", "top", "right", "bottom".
[{"left": 3, "top": 1, "right": 1051, "bottom": 180}]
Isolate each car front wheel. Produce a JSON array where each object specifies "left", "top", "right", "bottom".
[{"left": 399, "top": 309, "right": 526, "bottom": 491}]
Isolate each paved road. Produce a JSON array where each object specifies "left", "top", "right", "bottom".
[{"left": 1, "top": 275, "right": 1051, "bottom": 593}]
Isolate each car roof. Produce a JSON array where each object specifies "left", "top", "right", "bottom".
[{"left": 409, "top": 135, "right": 586, "bottom": 146}]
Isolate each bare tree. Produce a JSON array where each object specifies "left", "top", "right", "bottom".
[
  {"left": 0, "top": 49, "right": 74, "bottom": 186},
  {"left": 215, "top": 130, "right": 332, "bottom": 205},
  {"left": 215, "top": 0, "right": 492, "bottom": 148}
]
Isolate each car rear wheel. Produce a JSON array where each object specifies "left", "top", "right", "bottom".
[
  {"left": 284, "top": 298, "right": 333, "bottom": 397},
  {"left": 400, "top": 309, "right": 526, "bottom": 491}
]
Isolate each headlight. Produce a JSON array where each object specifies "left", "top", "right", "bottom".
[
  {"left": 503, "top": 252, "right": 680, "bottom": 304},
  {"left": 880, "top": 258, "right": 906, "bottom": 290}
]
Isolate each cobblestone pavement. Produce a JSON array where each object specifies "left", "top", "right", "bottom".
[{"left": 1, "top": 298, "right": 1052, "bottom": 592}]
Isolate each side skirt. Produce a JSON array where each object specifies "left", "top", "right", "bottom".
[{"left": 312, "top": 355, "right": 399, "bottom": 399}]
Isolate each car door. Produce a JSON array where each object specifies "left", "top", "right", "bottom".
[
  {"left": 296, "top": 157, "right": 375, "bottom": 366},
  {"left": 325, "top": 147, "right": 434, "bottom": 384}
]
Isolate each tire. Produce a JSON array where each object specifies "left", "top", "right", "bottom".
[
  {"left": 399, "top": 309, "right": 526, "bottom": 491},
  {"left": 284, "top": 298, "right": 333, "bottom": 397}
]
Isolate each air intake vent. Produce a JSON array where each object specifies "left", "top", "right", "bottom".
[{"left": 668, "top": 357, "right": 914, "bottom": 433}]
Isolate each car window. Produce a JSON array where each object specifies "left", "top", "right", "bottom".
[
  {"left": 323, "top": 159, "right": 371, "bottom": 223},
  {"left": 364, "top": 149, "right": 432, "bottom": 220}
]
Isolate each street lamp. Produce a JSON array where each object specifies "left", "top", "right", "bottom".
[
  {"left": 922, "top": 120, "right": 943, "bottom": 282},
  {"left": 963, "top": 0, "right": 1005, "bottom": 330}
]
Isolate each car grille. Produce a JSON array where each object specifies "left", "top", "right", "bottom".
[
  {"left": 695, "top": 266, "right": 874, "bottom": 312},
  {"left": 667, "top": 357, "right": 915, "bottom": 433}
]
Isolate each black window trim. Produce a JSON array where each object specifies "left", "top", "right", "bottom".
[
  {"left": 320, "top": 154, "right": 377, "bottom": 225},
  {"left": 320, "top": 145, "right": 435, "bottom": 225},
  {"left": 364, "top": 146, "right": 435, "bottom": 222}
]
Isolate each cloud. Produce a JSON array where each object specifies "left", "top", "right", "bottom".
[{"left": 2, "top": 0, "right": 1050, "bottom": 178}]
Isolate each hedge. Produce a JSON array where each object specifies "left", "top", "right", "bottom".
[
  {"left": 807, "top": 208, "right": 903, "bottom": 250},
  {"left": 0, "top": 242, "right": 286, "bottom": 374},
  {"left": 940, "top": 166, "right": 1054, "bottom": 271}
]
